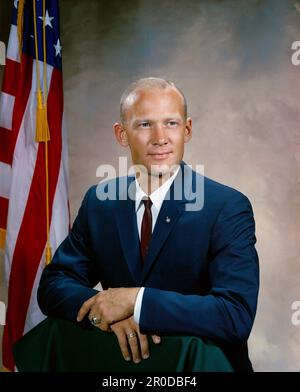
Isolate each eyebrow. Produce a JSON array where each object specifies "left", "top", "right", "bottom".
[
  {"left": 165, "top": 117, "right": 182, "bottom": 121},
  {"left": 133, "top": 116, "right": 183, "bottom": 125}
]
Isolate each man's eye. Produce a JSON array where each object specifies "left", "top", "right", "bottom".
[
  {"left": 167, "top": 121, "right": 178, "bottom": 127},
  {"left": 140, "top": 122, "right": 150, "bottom": 128}
]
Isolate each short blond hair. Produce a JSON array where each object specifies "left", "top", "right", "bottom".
[{"left": 120, "top": 77, "right": 187, "bottom": 123}]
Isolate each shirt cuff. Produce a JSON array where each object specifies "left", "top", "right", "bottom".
[{"left": 133, "top": 287, "right": 145, "bottom": 325}]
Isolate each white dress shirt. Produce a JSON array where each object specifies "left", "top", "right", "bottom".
[{"left": 133, "top": 168, "right": 180, "bottom": 324}]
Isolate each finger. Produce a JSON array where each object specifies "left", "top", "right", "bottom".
[
  {"left": 127, "top": 332, "right": 141, "bottom": 364},
  {"left": 114, "top": 330, "right": 132, "bottom": 362},
  {"left": 76, "top": 297, "right": 95, "bottom": 322},
  {"left": 98, "top": 321, "right": 112, "bottom": 332},
  {"left": 151, "top": 335, "right": 161, "bottom": 344},
  {"left": 137, "top": 332, "right": 150, "bottom": 360}
]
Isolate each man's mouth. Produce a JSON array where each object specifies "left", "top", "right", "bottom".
[{"left": 148, "top": 152, "right": 172, "bottom": 160}]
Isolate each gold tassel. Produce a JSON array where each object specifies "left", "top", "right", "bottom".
[
  {"left": 33, "top": 0, "right": 52, "bottom": 266},
  {"left": 17, "top": 0, "right": 26, "bottom": 64},
  {"left": 35, "top": 89, "right": 50, "bottom": 142},
  {"left": 1, "top": 366, "right": 12, "bottom": 372},
  {"left": 45, "top": 245, "right": 52, "bottom": 265}
]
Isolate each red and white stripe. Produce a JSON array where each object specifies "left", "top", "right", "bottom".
[{"left": 1, "top": 21, "right": 69, "bottom": 370}]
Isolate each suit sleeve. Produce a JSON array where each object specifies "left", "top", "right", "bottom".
[
  {"left": 37, "top": 187, "right": 99, "bottom": 326},
  {"left": 139, "top": 192, "right": 259, "bottom": 342}
]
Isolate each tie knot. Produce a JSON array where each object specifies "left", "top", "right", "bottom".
[{"left": 143, "top": 197, "right": 152, "bottom": 210}]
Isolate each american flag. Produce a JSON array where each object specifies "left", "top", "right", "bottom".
[{"left": 0, "top": 0, "right": 69, "bottom": 370}]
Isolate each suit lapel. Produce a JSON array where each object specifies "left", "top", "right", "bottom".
[
  {"left": 114, "top": 177, "right": 143, "bottom": 284},
  {"left": 114, "top": 163, "right": 195, "bottom": 285},
  {"left": 141, "top": 198, "right": 185, "bottom": 283},
  {"left": 141, "top": 163, "right": 193, "bottom": 283}
]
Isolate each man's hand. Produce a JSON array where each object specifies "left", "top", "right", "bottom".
[
  {"left": 76, "top": 287, "right": 140, "bottom": 331},
  {"left": 110, "top": 316, "right": 161, "bottom": 364}
]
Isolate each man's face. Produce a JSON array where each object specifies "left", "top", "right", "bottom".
[{"left": 116, "top": 87, "right": 192, "bottom": 178}]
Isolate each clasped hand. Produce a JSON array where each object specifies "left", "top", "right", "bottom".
[{"left": 76, "top": 287, "right": 161, "bottom": 363}]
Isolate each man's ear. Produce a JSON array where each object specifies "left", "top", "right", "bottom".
[
  {"left": 114, "top": 122, "right": 128, "bottom": 147},
  {"left": 184, "top": 117, "right": 192, "bottom": 143}
]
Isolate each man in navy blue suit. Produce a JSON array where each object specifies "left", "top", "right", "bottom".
[{"left": 38, "top": 77, "right": 259, "bottom": 371}]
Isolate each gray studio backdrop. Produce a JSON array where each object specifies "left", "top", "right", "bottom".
[{"left": 0, "top": 0, "right": 300, "bottom": 371}]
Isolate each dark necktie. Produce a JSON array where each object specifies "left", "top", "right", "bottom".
[{"left": 141, "top": 198, "right": 153, "bottom": 261}]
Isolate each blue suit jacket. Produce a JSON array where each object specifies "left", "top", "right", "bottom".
[{"left": 38, "top": 162, "right": 259, "bottom": 371}]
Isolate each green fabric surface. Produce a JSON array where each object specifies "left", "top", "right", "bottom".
[{"left": 13, "top": 318, "right": 233, "bottom": 372}]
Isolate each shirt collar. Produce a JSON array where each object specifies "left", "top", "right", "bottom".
[{"left": 135, "top": 167, "right": 180, "bottom": 213}]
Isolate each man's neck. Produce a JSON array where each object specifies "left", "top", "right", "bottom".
[{"left": 137, "top": 171, "right": 176, "bottom": 195}]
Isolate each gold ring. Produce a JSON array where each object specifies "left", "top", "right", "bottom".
[
  {"left": 91, "top": 316, "right": 102, "bottom": 325},
  {"left": 127, "top": 332, "right": 137, "bottom": 339}
]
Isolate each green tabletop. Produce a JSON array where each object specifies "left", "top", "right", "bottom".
[{"left": 13, "top": 317, "right": 233, "bottom": 372}]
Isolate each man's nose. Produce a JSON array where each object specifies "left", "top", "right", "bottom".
[{"left": 152, "top": 124, "right": 168, "bottom": 145}]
